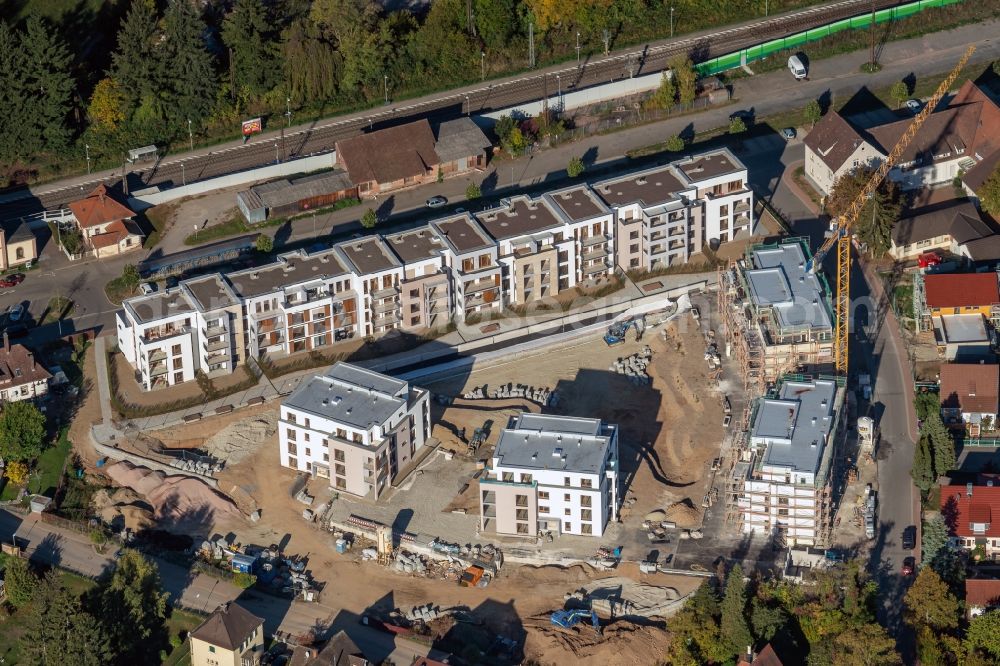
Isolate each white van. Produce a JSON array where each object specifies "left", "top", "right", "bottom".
[{"left": 788, "top": 55, "right": 807, "bottom": 80}]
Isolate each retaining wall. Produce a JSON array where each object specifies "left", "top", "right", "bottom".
[{"left": 89, "top": 433, "right": 220, "bottom": 488}]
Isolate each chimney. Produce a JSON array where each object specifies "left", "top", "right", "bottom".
[
  {"left": 967, "top": 482, "right": 973, "bottom": 497},
  {"left": 2, "top": 331, "right": 8, "bottom": 352}
]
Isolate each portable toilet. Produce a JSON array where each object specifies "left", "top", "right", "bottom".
[{"left": 231, "top": 552, "right": 258, "bottom": 574}]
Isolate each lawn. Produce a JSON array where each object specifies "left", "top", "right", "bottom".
[
  {"left": 39, "top": 296, "right": 74, "bottom": 326},
  {"left": 181, "top": 198, "right": 361, "bottom": 246},
  {"left": 104, "top": 275, "right": 138, "bottom": 306},
  {"left": 30, "top": 427, "right": 73, "bottom": 497}
]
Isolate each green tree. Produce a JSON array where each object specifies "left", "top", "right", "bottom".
[
  {"left": 665, "top": 581, "right": 727, "bottom": 664},
  {"left": 750, "top": 597, "right": 788, "bottom": 643},
  {"left": 474, "top": 0, "right": 517, "bottom": 49},
  {"left": 922, "top": 514, "right": 948, "bottom": 564},
  {"left": 729, "top": 116, "right": 747, "bottom": 135},
  {"left": 122, "top": 264, "right": 141, "bottom": 287},
  {"left": 254, "top": 234, "right": 273, "bottom": 253},
  {"left": 567, "top": 156, "right": 585, "bottom": 178},
  {"left": 93, "top": 549, "right": 169, "bottom": 664},
  {"left": 911, "top": 434, "right": 934, "bottom": 494},
  {"left": 20, "top": 16, "right": 75, "bottom": 155},
  {"left": 978, "top": 164, "right": 1000, "bottom": 217},
  {"left": 889, "top": 81, "right": 909, "bottom": 109},
  {"left": 0, "top": 400, "right": 47, "bottom": 461},
  {"left": 672, "top": 57, "right": 697, "bottom": 108},
  {"left": 222, "top": 0, "right": 281, "bottom": 100},
  {"left": 465, "top": 182, "right": 482, "bottom": 199},
  {"left": 648, "top": 70, "right": 676, "bottom": 109},
  {"left": 665, "top": 134, "right": 685, "bottom": 152},
  {"left": 111, "top": 0, "right": 160, "bottom": 114},
  {"left": 21, "top": 574, "right": 111, "bottom": 665},
  {"left": 3, "top": 556, "right": 37, "bottom": 608},
  {"left": 966, "top": 610, "right": 1000, "bottom": 659},
  {"left": 914, "top": 391, "right": 940, "bottom": 420},
  {"left": 282, "top": 17, "right": 339, "bottom": 105},
  {"left": 831, "top": 622, "right": 900, "bottom": 665},
  {"left": 903, "top": 567, "right": 960, "bottom": 632},
  {"left": 827, "top": 168, "right": 900, "bottom": 257},
  {"left": 923, "top": 411, "right": 955, "bottom": 476},
  {"left": 0, "top": 22, "right": 29, "bottom": 163},
  {"left": 160, "top": 0, "right": 218, "bottom": 130},
  {"left": 494, "top": 115, "right": 516, "bottom": 144},
  {"left": 720, "top": 565, "right": 752, "bottom": 659},
  {"left": 361, "top": 208, "right": 378, "bottom": 229},
  {"left": 805, "top": 98, "right": 822, "bottom": 128},
  {"left": 311, "top": 0, "right": 386, "bottom": 100}
]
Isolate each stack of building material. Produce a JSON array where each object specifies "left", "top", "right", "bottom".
[
  {"left": 610, "top": 347, "right": 654, "bottom": 384},
  {"left": 461, "top": 382, "right": 559, "bottom": 407}
]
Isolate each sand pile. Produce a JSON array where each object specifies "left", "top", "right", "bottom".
[
  {"left": 201, "top": 413, "right": 276, "bottom": 464},
  {"left": 93, "top": 488, "right": 155, "bottom": 531},
  {"left": 524, "top": 614, "right": 671, "bottom": 665},
  {"left": 104, "top": 461, "right": 242, "bottom": 522},
  {"left": 663, "top": 499, "right": 701, "bottom": 528}
]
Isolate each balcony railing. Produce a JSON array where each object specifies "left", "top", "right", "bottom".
[
  {"left": 372, "top": 285, "right": 399, "bottom": 300},
  {"left": 205, "top": 337, "right": 229, "bottom": 353},
  {"left": 204, "top": 324, "right": 227, "bottom": 337},
  {"left": 148, "top": 350, "right": 166, "bottom": 363},
  {"left": 149, "top": 363, "right": 169, "bottom": 378},
  {"left": 141, "top": 326, "right": 190, "bottom": 344},
  {"left": 374, "top": 299, "right": 399, "bottom": 315},
  {"left": 734, "top": 201, "right": 751, "bottom": 213},
  {"left": 465, "top": 278, "right": 499, "bottom": 295},
  {"left": 581, "top": 233, "right": 609, "bottom": 247},
  {"left": 583, "top": 261, "right": 610, "bottom": 275},
  {"left": 374, "top": 311, "right": 400, "bottom": 325}
]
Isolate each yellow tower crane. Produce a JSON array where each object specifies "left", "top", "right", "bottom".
[{"left": 807, "top": 45, "right": 976, "bottom": 378}]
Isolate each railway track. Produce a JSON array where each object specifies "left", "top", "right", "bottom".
[{"left": 1, "top": 0, "right": 907, "bottom": 220}]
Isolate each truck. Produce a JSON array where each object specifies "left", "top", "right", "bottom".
[
  {"left": 788, "top": 54, "right": 807, "bottom": 80},
  {"left": 459, "top": 565, "right": 485, "bottom": 587}
]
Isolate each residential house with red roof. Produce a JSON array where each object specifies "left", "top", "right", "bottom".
[
  {"left": 67, "top": 184, "right": 144, "bottom": 259},
  {"left": 966, "top": 579, "right": 1000, "bottom": 618},
  {"left": 941, "top": 483, "right": 1000, "bottom": 561},
  {"left": 0, "top": 333, "right": 50, "bottom": 403},
  {"left": 939, "top": 363, "right": 1000, "bottom": 432},
  {"left": 922, "top": 272, "right": 1000, "bottom": 320},
  {"left": 803, "top": 80, "right": 1000, "bottom": 196}
]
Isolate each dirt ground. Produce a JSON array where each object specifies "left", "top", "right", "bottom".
[
  {"left": 427, "top": 312, "right": 724, "bottom": 524},
  {"left": 68, "top": 346, "right": 105, "bottom": 466}
]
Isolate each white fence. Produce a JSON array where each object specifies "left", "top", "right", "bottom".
[{"left": 127, "top": 152, "right": 337, "bottom": 211}]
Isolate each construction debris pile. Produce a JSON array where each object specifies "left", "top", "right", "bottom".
[
  {"left": 103, "top": 461, "right": 242, "bottom": 522},
  {"left": 610, "top": 347, "right": 653, "bottom": 384},
  {"left": 462, "top": 383, "right": 560, "bottom": 407},
  {"left": 166, "top": 457, "right": 223, "bottom": 475},
  {"left": 196, "top": 536, "right": 321, "bottom": 601},
  {"left": 566, "top": 577, "right": 688, "bottom": 620}
]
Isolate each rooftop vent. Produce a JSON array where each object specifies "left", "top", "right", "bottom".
[
  {"left": 636, "top": 177, "right": 647, "bottom": 185},
  {"left": 553, "top": 447, "right": 563, "bottom": 457},
  {"left": 531, "top": 453, "right": 537, "bottom": 460},
  {"left": 333, "top": 397, "right": 342, "bottom": 405},
  {"left": 811, "top": 440, "right": 818, "bottom": 447},
  {"left": 251, "top": 272, "right": 259, "bottom": 280},
  {"left": 967, "top": 482, "right": 973, "bottom": 497}
]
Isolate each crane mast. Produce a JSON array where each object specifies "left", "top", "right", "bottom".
[{"left": 808, "top": 45, "right": 976, "bottom": 377}]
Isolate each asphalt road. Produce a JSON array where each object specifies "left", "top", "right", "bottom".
[
  {"left": 0, "top": 0, "right": 935, "bottom": 221},
  {"left": 0, "top": 510, "right": 447, "bottom": 664}
]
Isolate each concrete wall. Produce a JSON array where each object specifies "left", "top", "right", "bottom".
[{"left": 128, "top": 152, "right": 336, "bottom": 211}]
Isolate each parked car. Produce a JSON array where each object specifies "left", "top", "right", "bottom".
[
  {"left": 901, "top": 556, "right": 915, "bottom": 576},
  {"left": 425, "top": 195, "right": 448, "bottom": 209},
  {"left": 8, "top": 303, "right": 24, "bottom": 321},
  {"left": 0, "top": 273, "right": 25, "bottom": 288},
  {"left": 780, "top": 127, "right": 797, "bottom": 141},
  {"left": 905, "top": 99, "right": 922, "bottom": 113},
  {"left": 917, "top": 251, "right": 942, "bottom": 269},
  {"left": 902, "top": 526, "right": 916, "bottom": 550},
  {"left": 722, "top": 414, "right": 733, "bottom": 428},
  {"left": 139, "top": 282, "right": 156, "bottom": 295}
]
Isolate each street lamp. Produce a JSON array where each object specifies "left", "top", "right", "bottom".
[
  {"left": 180, "top": 162, "right": 186, "bottom": 186},
  {"left": 576, "top": 32, "right": 581, "bottom": 64},
  {"left": 85, "top": 144, "right": 91, "bottom": 174},
  {"left": 556, "top": 74, "right": 561, "bottom": 105},
  {"left": 670, "top": 7, "right": 675, "bottom": 38},
  {"left": 384, "top": 75, "right": 388, "bottom": 105},
  {"left": 481, "top": 51, "right": 486, "bottom": 81},
  {"left": 464, "top": 94, "right": 470, "bottom": 116},
  {"left": 285, "top": 97, "right": 291, "bottom": 127},
  {"left": 187, "top": 118, "right": 193, "bottom": 151}
]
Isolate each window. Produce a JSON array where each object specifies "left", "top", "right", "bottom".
[
  {"left": 538, "top": 491, "right": 549, "bottom": 500},
  {"left": 564, "top": 477, "right": 571, "bottom": 487},
  {"left": 15, "top": 247, "right": 24, "bottom": 260},
  {"left": 564, "top": 521, "right": 572, "bottom": 532},
  {"left": 304, "top": 448, "right": 311, "bottom": 457},
  {"left": 410, "top": 289, "right": 419, "bottom": 298},
  {"left": 581, "top": 509, "right": 592, "bottom": 521},
  {"left": 288, "top": 456, "right": 297, "bottom": 468},
  {"left": 209, "top": 646, "right": 216, "bottom": 653},
  {"left": 303, "top": 432, "right": 310, "bottom": 442},
  {"left": 564, "top": 493, "right": 571, "bottom": 502},
  {"left": 287, "top": 429, "right": 297, "bottom": 441},
  {"left": 539, "top": 505, "right": 550, "bottom": 514},
  {"left": 564, "top": 508, "right": 571, "bottom": 516},
  {"left": 322, "top": 452, "right": 329, "bottom": 462},
  {"left": 629, "top": 230, "right": 639, "bottom": 240},
  {"left": 335, "top": 464, "right": 346, "bottom": 476},
  {"left": 629, "top": 244, "right": 639, "bottom": 253},
  {"left": 287, "top": 442, "right": 297, "bottom": 455},
  {"left": 335, "top": 477, "right": 346, "bottom": 490},
  {"left": 516, "top": 523, "right": 529, "bottom": 534},
  {"left": 172, "top": 344, "right": 181, "bottom": 355},
  {"left": 516, "top": 509, "right": 528, "bottom": 521},
  {"left": 581, "top": 523, "right": 593, "bottom": 535},
  {"left": 515, "top": 494, "right": 528, "bottom": 507},
  {"left": 580, "top": 495, "right": 592, "bottom": 508},
  {"left": 335, "top": 449, "right": 345, "bottom": 462},
  {"left": 521, "top": 473, "right": 533, "bottom": 484},
  {"left": 581, "top": 479, "right": 592, "bottom": 488}
]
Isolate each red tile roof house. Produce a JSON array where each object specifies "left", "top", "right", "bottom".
[
  {"left": 922, "top": 272, "right": 1000, "bottom": 319},
  {"left": 966, "top": 579, "right": 1000, "bottom": 618},
  {"left": 803, "top": 80, "right": 1000, "bottom": 197},
  {"left": 0, "top": 334, "right": 51, "bottom": 403},
  {"left": 67, "top": 184, "right": 145, "bottom": 259},
  {"left": 939, "top": 363, "right": 1000, "bottom": 433},
  {"left": 941, "top": 483, "right": 1000, "bottom": 562}
]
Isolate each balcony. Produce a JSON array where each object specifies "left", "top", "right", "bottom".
[
  {"left": 465, "top": 277, "right": 499, "bottom": 295},
  {"left": 374, "top": 310, "right": 400, "bottom": 325},
  {"left": 258, "top": 334, "right": 285, "bottom": 348},
  {"left": 647, "top": 216, "right": 666, "bottom": 228},
  {"left": 669, "top": 239, "right": 686, "bottom": 250},
  {"left": 206, "top": 351, "right": 229, "bottom": 366},
  {"left": 148, "top": 350, "right": 166, "bottom": 363},
  {"left": 204, "top": 323, "right": 227, "bottom": 338},
  {"left": 581, "top": 233, "right": 609, "bottom": 247},
  {"left": 648, "top": 230, "right": 666, "bottom": 242},
  {"left": 141, "top": 326, "right": 190, "bottom": 344},
  {"left": 734, "top": 200, "right": 751, "bottom": 214},
  {"left": 374, "top": 299, "right": 399, "bottom": 315},
  {"left": 372, "top": 285, "right": 399, "bottom": 300},
  {"left": 734, "top": 214, "right": 751, "bottom": 227},
  {"left": 149, "top": 363, "right": 169, "bottom": 378},
  {"left": 583, "top": 261, "right": 610, "bottom": 275},
  {"left": 205, "top": 337, "right": 229, "bottom": 353}
]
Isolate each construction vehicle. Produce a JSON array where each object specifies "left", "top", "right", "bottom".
[
  {"left": 806, "top": 45, "right": 975, "bottom": 377},
  {"left": 459, "top": 565, "right": 486, "bottom": 587},
  {"left": 604, "top": 317, "right": 643, "bottom": 346},
  {"left": 551, "top": 608, "right": 601, "bottom": 634}
]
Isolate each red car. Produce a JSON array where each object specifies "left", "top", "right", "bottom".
[
  {"left": 0, "top": 273, "right": 24, "bottom": 288},
  {"left": 902, "top": 557, "right": 916, "bottom": 576},
  {"left": 917, "top": 252, "right": 942, "bottom": 269}
]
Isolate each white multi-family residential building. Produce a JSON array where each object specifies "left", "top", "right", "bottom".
[
  {"left": 278, "top": 363, "right": 430, "bottom": 500},
  {"left": 479, "top": 413, "right": 620, "bottom": 538},
  {"left": 595, "top": 150, "right": 753, "bottom": 273},
  {"left": 116, "top": 149, "right": 756, "bottom": 390},
  {"left": 738, "top": 377, "right": 846, "bottom": 547}
]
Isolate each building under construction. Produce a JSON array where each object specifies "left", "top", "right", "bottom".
[
  {"left": 718, "top": 237, "right": 835, "bottom": 397},
  {"left": 724, "top": 375, "right": 848, "bottom": 548}
]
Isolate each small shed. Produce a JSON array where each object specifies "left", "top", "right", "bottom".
[
  {"left": 29, "top": 495, "right": 52, "bottom": 514},
  {"left": 231, "top": 551, "right": 259, "bottom": 574}
]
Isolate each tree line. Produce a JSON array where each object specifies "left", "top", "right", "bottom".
[{"left": 0, "top": 0, "right": 813, "bottom": 178}]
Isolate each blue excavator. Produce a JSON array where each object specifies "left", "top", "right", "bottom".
[
  {"left": 551, "top": 608, "right": 601, "bottom": 634},
  {"left": 603, "top": 317, "right": 643, "bottom": 346}
]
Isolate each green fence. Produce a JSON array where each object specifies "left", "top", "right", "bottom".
[
  {"left": 695, "top": 0, "right": 965, "bottom": 76},
  {"left": 961, "top": 438, "right": 1000, "bottom": 448}
]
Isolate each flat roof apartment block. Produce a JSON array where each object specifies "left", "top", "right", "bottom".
[
  {"left": 719, "top": 238, "right": 835, "bottom": 395},
  {"left": 738, "top": 377, "right": 846, "bottom": 547},
  {"left": 279, "top": 363, "right": 430, "bottom": 500},
  {"left": 480, "top": 413, "right": 620, "bottom": 538}
]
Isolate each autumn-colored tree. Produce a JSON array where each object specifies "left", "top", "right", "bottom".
[
  {"left": 904, "top": 567, "right": 960, "bottom": 632},
  {"left": 648, "top": 70, "right": 676, "bottom": 109},
  {"left": 5, "top": 459, "right": 28, "bottom": 485},
  {"left": 889, "top": 81, "right": 909, "bottom": 109},
  {"left": 88, "top": 78, "right": 128, "bottom": 131},
  {"left": 671, "top": 57, "right": 697, "bottom": 108},
  {"left": 979, "top": 164, "right": 1000, "bottom": 216}
]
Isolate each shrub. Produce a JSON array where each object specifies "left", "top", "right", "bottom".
[
  {"left": 5, "top": 460, "right": 29, "bottom": 485},
  {"left": 254, "top": 234, "right": 273, "bottom": 253},
  {"left": 567, "top": 156, "right": 585, "bottom": 178},
  {"left": 361, "top": 208, "right": 378, "bottom": 229},
  {"left": 665, "top": 135, "right": 685, "bottom": 152},
  {"left": 233, "top": 572, "right": 257, "bottom": 589},
  {"left": 465, "top": 183, "right": 482, "bottom": 200}
]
